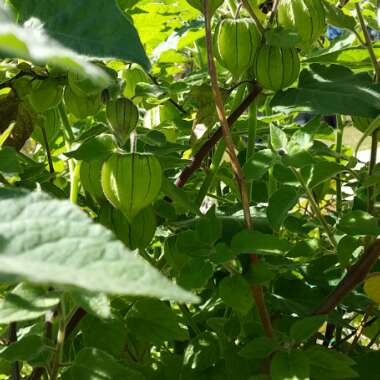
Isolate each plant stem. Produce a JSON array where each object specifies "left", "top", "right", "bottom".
[
  {"left": 204, "top": 0, "right": 273, "bottom": 337},
  {"left": 0, "top": 173, "right": 10, "bottom": 186},
  {"left": 355, "top": 3, "right": 380, "bottom": 83},
  {"left": 246, "top": 93, "right": 258, "bottom": 200},
  {"left": 176, "top": 84, "right": 261, "bottom": 188},
  {"left": 41, "top": 125, "right": 55, "bottom": 175},
  {"left": 336, "top": 116, "right": 344, "bottom": 215},
  {"left": 291, "top": 168, "right": 337, "bottom": 248},
  {"left": 50, "top": 301, "right": 66, "bottom": 380},
  {"left": 58, "top": 104, "right": 75, "bottom": 143},
  {"left": 70, "top": 161, "right": 81, "bottom": 205},
  {"left": 348, "top": 304, "right": 373, "bottom": 352},
  {"left": 368, "top": 128, "right": 379, "bottom": 214},
  {"left": 8, "top": 323, "right": 20, "bottom": 380},
  {"left": 314, "top": 238, "right": 380, "bottom": 315},
  {"left": 241, "top": 0, "right": 265, "bottom": 36},
  {"left": 269, "top": 0, "right": 281, "bottom": 25},
  {"left": 179, "top": 304, "right": 201, "bottom": 335}
]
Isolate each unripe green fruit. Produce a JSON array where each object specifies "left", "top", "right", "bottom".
[
  {"left": 186, "top": 0, "right": 223, "bottom": 15},
  {"left": 106, "top": 97, "right": 139, "bottom": 146},
  {"left": 64, "top": 86, "right": 101, "bottom": 119},
  {"left": 214, "top": 18, "right": 261, "bottom": 78},
  {"left": 32, "top": 109, "right": 61, "bottom": 147},
  {"left": 253, "top": 45, "right": 300, "bottom": 91},
  {"left": 27, "top": 78, "right": 63, "bottom": 113},
  {"left": 80, "top": 160, "right": 105, "bottom": 202},
  {"left": 277, "top": 0, "right": 325, "bottom": 50},
  {"left": 101, "top": 152, "right": 162, "bottom": 221},
  {"left": 99, "top": 204, "right": 156, "bottom": 250},
  {"left": 68, "top": 71, "right": 105, "bottom": 96}
]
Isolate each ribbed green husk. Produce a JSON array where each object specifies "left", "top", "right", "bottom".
[
  {"left": 80, "top": 160, "right": 105, "bottom": 202},
  {"left": 101, "top": 153, "right": 162, "bottom": 221}
]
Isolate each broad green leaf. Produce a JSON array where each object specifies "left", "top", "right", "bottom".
[
  {"left": 290, "top": 315, "right": 326, "bottom": 342},
  {"left": 176, "top": 230, "right": 212, "bottom": 257},
  {"left": 0, "top": 16, "right": 109, "bottom": 85},
  {"left": 0, "top": 335, "right": 52, "bottom": 366},
  {"left": 337, "top": 236, "right": 363, "bottom": 267},
  {"left": 231, "top": 230, "right": 290, "bottom": 255},
  {"left": 271, "top": 351, "right": 310, "bottom": 380},
  {"left": 183, "top": 332, "right": 220, "bottom": 372},
  {"left": 195, "top": 206, "right": 222, "bottom": 245},
  {"left": 301, "top": 162, "right": 345, "bottom": 189},
  {"left": 177, "top": 28, "right": 205, "bottom": 49},
  {"left": 178, "top": 258, "right": 213, "bottom": 289},
  {"left": 0, "top": 147, "right": 22, "bottom": 175},
  {"left": 337, "top": 210, "right": 380, "bottom": 235},
  {"left": 239, "top": 337, "right": 279, "bottom": 359},
  {"left": 306, "top": 346, "right": 358, "bottom": 379},
  {"left": 126, "top": 299, "right": 189, "bottom": 344},
  {"left": 267, "top": 186, "right": 299, "bottom": 230},
  {"left": 244, "top": 149, "right": 276, "bottom": 181},
  {"left": 0, "top": 284, "right": 60, "bottom": 324},
  {"left": 62, "top": 348, "right": 146, "bottom": 380},
  {"left": 0, "top": 188, "right": 198, "bottom": 303},
  {"left": 323, "top": 1, "right": 356, "bottom": 31},
  {"left": 71, "top": 292, "right": 111, "bottom": 320},
  {"left": 265, "top": 29, "right": 301, "bottom": 48},
  {"left": 10, "top": 0, "right": 150, "bottom": 69},
  {"left": 270, "top": 125, "right": 288, "bottom": 152},
  {"left": 219, "top": 275, "right": 253, "bottom": 315},
  {"left": 81, "top": 315, "right": 126, "bottom": 357},
  {"left": 272, "top": 64, "right": 380, "bottom": 117}
]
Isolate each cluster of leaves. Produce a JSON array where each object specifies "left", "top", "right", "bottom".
[{"left": 1, "top": 0, "right": 380, "bottom": 379}]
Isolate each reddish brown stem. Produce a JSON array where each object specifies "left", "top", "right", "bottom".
[
  {"left": 175, "top": 84, "right": 261, "bottom": 188},
  {"left": 203, "top": 0, "right": 273, "bottom": 337},
  {"left": 314, "top": 239, "right": 380, "bottom": 315}
]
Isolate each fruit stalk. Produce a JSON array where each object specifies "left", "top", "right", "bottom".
[{"left": 204, "top": 0, "right": 273, "bottom": 337}]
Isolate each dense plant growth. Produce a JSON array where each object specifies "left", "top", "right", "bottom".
[{"left": 1, "top": 0, "right": 380, "bottom": 379}]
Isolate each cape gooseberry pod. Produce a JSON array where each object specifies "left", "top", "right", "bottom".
[
  {"left": 277, "top": 0, "right": 326, "bottom": 50},
  {"left": 253, "top": 45, "right": 300, "bottom": 92},
  {"left": 214, "top": 18, "right": 261, "bottom": 78},
  {"left": 63, "top": 86, "right": 101, "bottom": 119},
  {"left": 27, "top": 78, "right": 63, "bottom": 113},
  {"left": 98, "top": 204, "right": 156, "bottom": 250},
  {"left": 80, "top": 160, "right": 106, "bottom": 202},
  {"left": 32, "top": 108, "right": 61, "bottom": 147},
  {"left": 101, "top": 152, "right": 162, "bottom": 221},
  {"left": 106, "top": 97, "right": 139, "bottom": 146}
]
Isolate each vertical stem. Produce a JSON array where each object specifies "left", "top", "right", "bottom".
[
  {"left": 269, "top": 0, "right": 281, "bottom": 24},
  {"left": 58, "top": 104, "right": 75, "bottom": 143},
  {"left": 368, "top": 129, "right": 379, "bottom": 214},
  {"left": 41, "top": 125, "right": 55, "bottom": 175},
  {"left": 336, "top": 116, "right": 344, "bottom": 216},
  {"left": 50, "top": 301, "right": 66, "bottom": 380},
  {"left": 356, "top": 3, "right": 380, "bottom": 82},
  {"left": 8, "top": 323, "right": 20, "bottom": 380},
  {"left": 203, "top": 0, "right": 273, "bottom": 337},
  {"left": 291, "top": 168, "right": 337, "bottom": 248},
  {"left": 246, "top": 95, "right": 258, "bottom": 200},
  {"left": 70, "top": 161, "right": 81, "bottom": 205},
  {"left": 241, "top": 0, "right": 265, "bottom": 36}
]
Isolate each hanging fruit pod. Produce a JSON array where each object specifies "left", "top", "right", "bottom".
[
  {"left": 106, "top": 97, "right": 139, "bottom": 146},
  {"left": 99, "top": 203, "right": 156, "bottom": 250},
  {"left": 101, "top": 152, "right": 162, "bottom": 221},
  {"left": 253, "top": 45, "right": 300, "bottom": 92},
  {"left": 213, "top": 18, "right": 261, "bottom": 79},
  {"left": 277, "top": 0, "right": 326, "bottom": 50},
  {"left": 80, "top": 160, "right": 106, "bottom": 202}
]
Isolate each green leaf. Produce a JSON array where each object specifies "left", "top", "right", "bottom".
[
  {"left": 306, "top": 346, "right": 358, "bottom": 379},
  {"left": 272, "top": 64, "right": 380, "bottom": 117},
  {"left": 239, "top": 337, "right": 279, "bottom": 359},
  {"left": 81, "top": 315, "right": 126, "bottom": 357},
  {"left": 195, "top": 206, "right": 222, "bottom": 245},
  {"left": 178, "top": 258, "right": 213, "bottom": 290},
  {"left": 183, "top": 332, "right": 220, "bottom": 372},
  {"left": 71, "top": 292, "right": 111, "bottom": 320},
  {"left": 0, "top": 15, "right": 109, "bottom": 85},
  {"left": 176, "top": 230, "right": 212, "bottom": 257},
  {"left": 267, "top": 186, "right": 299, "bottom": 230},
  {"left": 0, "top": 335, "right": 52, "bottom": 366},
  {"left": 11, "top": 0, "right": 150, "bottom": 69},
  {"left": 244, "top": 149, "right": 275, "bottom": 181},
  {"left": 271, "top": 351, "right": 310, "bottom": 380},
  {"left": 64, "top": 134, "right": 115, "bottom": 162},
  {"left": 290, "top": 315, "right": 326, "bottom": 342},
  {"left": 323, "top": 1, "right": 356, "bottom": 31},
  {"left": 301, "top": 162, "right": 345, "bottom": 189},
  {"left": 265, "top": 29, "right": 302, "bottom": 48},
  {"left": 270, "top": 125, "right": 288, "bottom": 152},
  {"left": 337, "top": 210, "right": 380, "bottom": 235},
  {"left": 62, "top": 348, "right": 146, "bottom": 380},
  {"left": 0, "top": 147, "right": 22, "bottom": 175},
  {"left": 337, "top": 236, "right": 363, "bottom": 267},
  {"left": 219, "top": 275, "right": 253, "bottom": 315},
  {"left": 231, "top": 230, "right": 290, "bottom": 255},
  {"left": 0, "top": 188, "right": 198, "bottom": 303},
  {"left": 0, "top": 284, "right": 60, "bottom": 324},
  {"left": 126, "top": 299, "right": 189, "bottom": 344}
]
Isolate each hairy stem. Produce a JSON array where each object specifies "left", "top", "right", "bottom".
[{"left": 204, "top": 0, "right": 273, "bottom": 337}]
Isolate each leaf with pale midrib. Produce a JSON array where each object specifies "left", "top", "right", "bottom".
[{"left": 0, "top": 188, "right": 198, "bottom": 304}]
